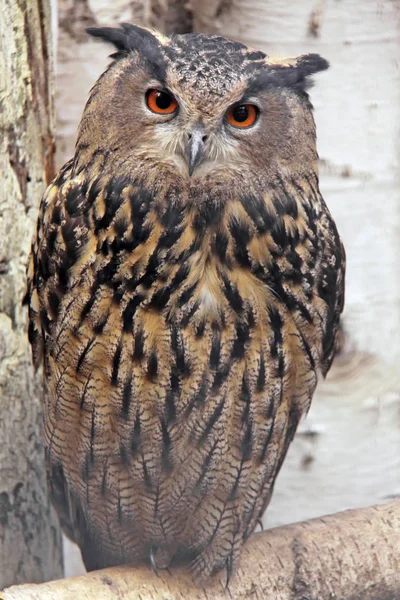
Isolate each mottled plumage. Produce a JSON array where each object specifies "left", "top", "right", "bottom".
[{"left": 26, "top": 24, "right": 345, "bottom": 579}]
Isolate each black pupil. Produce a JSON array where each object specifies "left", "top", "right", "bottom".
[
  {"left": 233, "top": 105, "right": 249, "bottom": 122},
  {"left": 155, "top": 91, "right": 172, "bottom": 110}
]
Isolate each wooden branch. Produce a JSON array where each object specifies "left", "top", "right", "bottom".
[{"left": 1, "top": 502, "right": 398, "bottom": 599}]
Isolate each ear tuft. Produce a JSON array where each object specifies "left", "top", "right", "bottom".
[
  {"left": 86, "top": 24, "right": 167, "bottom": 80},
  {"left": 254, "top": 53, "right": 329, "bottom": 94},
  {"left": 294, "top": 54, "right": 329, "bottom": 78}
]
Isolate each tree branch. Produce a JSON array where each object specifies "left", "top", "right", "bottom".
[{"left": 1, "top": 502, "right": 398, "bottom": 599}]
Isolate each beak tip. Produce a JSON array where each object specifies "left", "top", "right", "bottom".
[{"left": 186, "top": 128, "right": 206, "bottom": 177}]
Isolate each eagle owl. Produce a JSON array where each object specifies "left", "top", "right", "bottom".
[{"left": 26, "top": 24, "right": 345, "bottom": 579}]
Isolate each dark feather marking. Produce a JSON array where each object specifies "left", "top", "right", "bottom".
[
  {"left": 65, "top": 185, "right": 86, "bottom": 216},
  {"left": 212, "top": 363, "right": 230, "bottom": 392},
  {"left": 209, "top": 326, "right": 221, "bottom": 369},
  {"left": 195, "top": 319, "right": 206, "bottom": 338},
  {"left": 122, "top": 375, "right": 132, "bottom": 417},
  {"left": 229, "top": 218, "right": 252, "bottom": 268},
  {"left": 241, "top": 420, "right": 253, "bottom": 462},
  {"left": 80, "top": 293, "right": 97, "bottom": 324},
  {"left": 133, "top": 327, "right": 145, "bottom": 362},
  {"left": 137, "top": 251, "right": 159, "bottom": 289},
  {"left": 51, "top": 203, "right": 62, "bottom": 225},
  {"left": 212, "top": 232, "right": 229, "bottom": 264},
  {"left": 178, "top": 282, "right": 198, "bottom": 307},
  {"left": 220, "top": 272, "right": 243, "bottom": 312},
  {"left": 161, "top": 419, "right": 172, "bottom": 472},
  {"left": 80, "top": 375, "right": 92, "bottom": 408},
  {"left": 148, "top": 286, "right": 172, "bottom": 310},
  {"left": 239, "top": 194, "right": 276, "bottom": 234},
  {"left": 241, "top": 374, "right": 251, "bottom": 426},
  {"left": 164, "top": 386, "right": 176, "bottom": 425},
  {"left": 94, "top": 177, "right": 127, "bottom": 232},
  {"left": 198, "top": 395, "right": 225, "bottom": 446},
  {"left": 77, "top": 337, "right": 96, "bottom": 372},
  {"left": 270, "top": 217, "right": 288, "bottom": 248},
  {"left": 171, "top": 325, "right": 191, "bottom": 378},
  {"left": 123, "top": 294, "right": 145, "bottom": 333},
  {"left": 93, "top": 312, "right": 109, "bottom": 334},
  {"left": 192, "top": 199, "right": 223, "bottom": 232},
  {"left": 101, "top": 468, "right": 108, "bottom": 496},
  {"left": 90, "top": 408, "right": 96, "bottom": 463},
  {"left": 259, "top": 417, "right": 276, "bottom": 465},
  {"left": 142, "top": 455, "right": 153, "bottom": 491},
  {"left": 94, "top": 258, "right": 120, "bottom": 288},
  {"left": 131, "top": 413, "right": 141, "bottom": 457},
  {"left": 39, "top": 251, "right": 51, "bottom": 281},
  {"left": 180, "top": 299, "right": 200, "bottom": 328},
  {"left": 120, "top": 444, "right": 129, "bottom": 465},
  {"left": 185, "top": 380, "right": 208, "bottom": 418},
  {"left": 231, "top": 321, "right": 250, "bottom": 359},
  {"left": 61, "top": 218, "right": 85, "bottom": 263},
  {"left": 111, "top": 341, "right": 122, "bottom": 386},
  {"left": 48, "top": 289, "right": 61, "bottom": 319},
  {"left": 47, "top": 228, "right": 58, "bottom": 255},
  {"left": 272, "top": 176, "right": 299, "bottom": 219},
  {"left": 195, "top": 438, "right": 219, "bottom": 492},
  {"left": 147, "top": 350, "right": 158, "bottom": 381}
]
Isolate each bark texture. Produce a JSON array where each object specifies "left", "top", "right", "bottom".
[
  {"left": 1, "top": 502, "right": 399, "bottom": 600},
  {"left": 0, "top": 0, "right": 63, "bottom": 587}
]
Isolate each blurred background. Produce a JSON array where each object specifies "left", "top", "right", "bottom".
[{"left": 54, "top": 0, "right": 400, "bottom": 576}]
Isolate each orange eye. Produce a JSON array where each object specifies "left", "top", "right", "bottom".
[
  {"left": 226, "top": 104, "right": 258, "bottom": 128},
  {"left": 146, "top": 89, "right": 178, "bottom": 115}
]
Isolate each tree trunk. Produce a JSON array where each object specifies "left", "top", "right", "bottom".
[
  {"left": 1, "top": 503, "right": 399, "bottom": 600},
  {"left": 0, "top": 0, "right": 63, "bottom": 587}
]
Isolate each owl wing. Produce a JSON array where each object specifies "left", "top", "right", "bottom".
[{"left": 26, "top": 159, "right": 77, "bottom": 370}]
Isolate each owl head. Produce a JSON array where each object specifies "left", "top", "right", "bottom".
[{"left": 77, "top": 24, "right": 328, "bottom": 183}]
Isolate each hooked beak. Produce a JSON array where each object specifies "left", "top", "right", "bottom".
[{"left": 186, "top": 127, "right": 207, "bottom": 176}]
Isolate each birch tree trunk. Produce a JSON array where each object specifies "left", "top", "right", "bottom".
[
  {"left": 192, "top": 0, "right": 400, "bottom": 528},
  {"left": 0, "top": 0, "right": 63, "bottom": 587}
]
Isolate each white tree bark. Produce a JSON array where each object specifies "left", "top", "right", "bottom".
[
  {"left": 192, "top": 0, "right": 400, "bottom": 528},
  {"left": 0, "top": 0, "right": 63, "bottom": 587}
]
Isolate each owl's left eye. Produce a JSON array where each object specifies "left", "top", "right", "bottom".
[
  {"left": 146, "top": 89, "right": 178, "bottom": 115},
  {"left": 226, "top": 104, "right": 258, "bottom": 128}
]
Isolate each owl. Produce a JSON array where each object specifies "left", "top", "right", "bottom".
[{"left": 26, "top": 24, "right": 345, "bottom": 580}]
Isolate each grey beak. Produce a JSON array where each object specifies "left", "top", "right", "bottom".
[{"left": 187, "top": 128, "right": 207, "bottom": 176}]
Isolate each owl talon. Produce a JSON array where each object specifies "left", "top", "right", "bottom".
[{"left": 149, "top": 547, "right": 159, "bottom": 577}]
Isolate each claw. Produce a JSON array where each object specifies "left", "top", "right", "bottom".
[{"left": 149, "top": 547, "right": 159, "bottom": 577}]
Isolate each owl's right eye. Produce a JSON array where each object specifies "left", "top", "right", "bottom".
[{"left": 146, "top": 89, "right": 178, "bottom": 115}]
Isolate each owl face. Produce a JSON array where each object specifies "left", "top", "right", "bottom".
[{"left": 80, "top": 25, "right": 328, "bottom": 183}]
